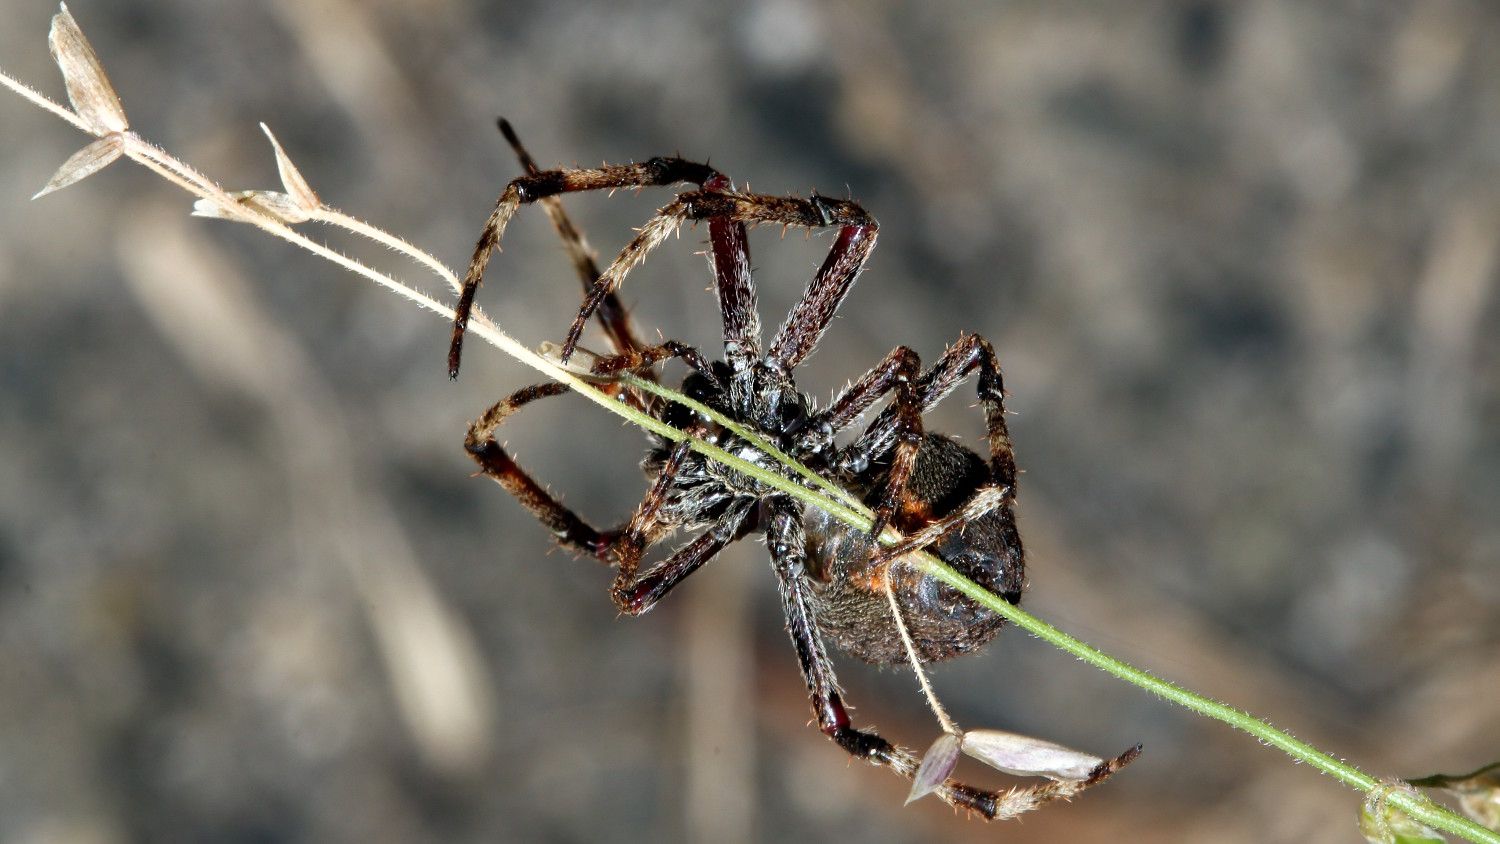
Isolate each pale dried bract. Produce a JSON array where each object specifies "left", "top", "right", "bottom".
[
  {"left": 906, "top": 732, "right": 963, "bottom": 805},
  {"left": 961, "top": 728, "right": 1106, "bottom": 781},
  {"left": 47, "top": 3, "right": 126, "bottom": 135},
  {"left": 192, "top": 191, "right": 316, "bottom": 225},
  {"left": 33, "top": 135, "right": 122, "bottom": 199},
  {"left": 260, "top": 123, "right": 322, "bottom": 212}
]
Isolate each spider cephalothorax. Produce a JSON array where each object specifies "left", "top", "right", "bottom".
[{"left": 448, "top": 120, "right": 1138, "bottom": 819}]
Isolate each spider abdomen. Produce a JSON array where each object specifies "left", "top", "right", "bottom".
[{"left": 804, "top": 434, "right": 1024, "bottom": 664}]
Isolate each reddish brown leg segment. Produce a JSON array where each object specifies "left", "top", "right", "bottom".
[
  {"left": 464, "top": 382, "right": 622, "bottom": 559},
  {"left": 611, "top": 501, "right": 751, "bottom": 615},
  {"left": 605, "top": 433, "right": 749, "bottom": 614},
  {"left": 558, "top": 189, "right": 878, "bottom": 365},
  {"left": 497, "top": 118, "right": 646, "bottom": 359},
  {"left": 842, "top": 333, "right": 1017, "bottom": 492},
  {"left": 846, "top": 346, "right": 926, "bottom": 546},
  {"left": 586, "top": 340, "right": 715, "bottom": 381},
  {"left": 707, "top": 211, "right": 761, "bottom": 373},
  {"left": 768, "top": 223, "right": 878, "bottom": 370},
  {"left": 450, "top": 155, "right": 722, "bottom": 377}
]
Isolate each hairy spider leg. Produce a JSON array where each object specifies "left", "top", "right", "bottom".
[
  {"left": 765, "top": 497, "right": 1140, "bottom": 819},
  {"left": 812, "top": 334, "right": 1022, "bottom": 577},
  {"left": 705, "top": 197, "right": 761, "bottom": 375},
  {"left": 809, "top": 344, "right": 928, "bottom": 549},
  {"left": 450, "top": 155, "right": 723, "bottom": 377},
  {"left": 585, "top": 339, "right": 715, "bottom": 381},
  {"left": 497, "top": 119, "right": 647, "bottom": 361},
  {"left": 462, "top": 348, "right": 736, "bottom": 603},
  {"left": 464, "top": 382, "right": 627, "bottom": 559},
  {"left": 869, "top": 484, "right": 1014, "bottom": 565},
  {"left": 462, "top": 380, "right": 738, "bottom": 580},
  {"left": 557, "top": 173, "right": 765, "bottom": 400},
  {"left": 602, "top": 433, "right": 754, "bottom": 614},
  {"left": 560, "top": 189, "right": 878, "bottom": 367},
  {"left": 765, "top": 221, "right": 877, "bottom": 372},
  {"left": 612, "top": 505, "right": 753, "bottom": 615},
  {"left": 845, "top": 333, "right": 1017, "bottom": 493},
  {"left": 452, "top": 140, "right": 764, "bottom": 391}
]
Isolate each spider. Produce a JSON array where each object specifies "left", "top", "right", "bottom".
[{"left": 446, "top": 121, "right": 1141, "bottom": 819}]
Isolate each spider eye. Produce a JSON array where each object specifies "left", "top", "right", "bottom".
[
  {"left": 662, "top": 400, "right": 694, "bottom": 430},
  {"left": 778, "top": 398, "right": 808, "bottom": 431},
  {"left": 684, "top": 372, "right": 716, "bottom": 403}
]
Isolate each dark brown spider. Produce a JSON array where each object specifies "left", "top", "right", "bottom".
[{"left": 447, "top": 121, "right": 1140, "bottom": 820}]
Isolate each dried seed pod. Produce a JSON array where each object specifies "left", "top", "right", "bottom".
[
  {"left": 33, "top": 135, "right": 122, "bottom": 199},
  {"left": 960, "top": 729, "right": 1105, "bottom": 782},
  {"left": 48, "top": 3, "right": 126, "bottom": 135}
]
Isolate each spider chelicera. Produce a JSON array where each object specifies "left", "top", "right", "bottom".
[{"left": 446, "top": 121, "right": 1140, "bottom": 819}]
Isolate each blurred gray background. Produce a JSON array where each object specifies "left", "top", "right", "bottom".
[{"left": 3, "top": 2, "right": 1499, "bottom": 842}]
